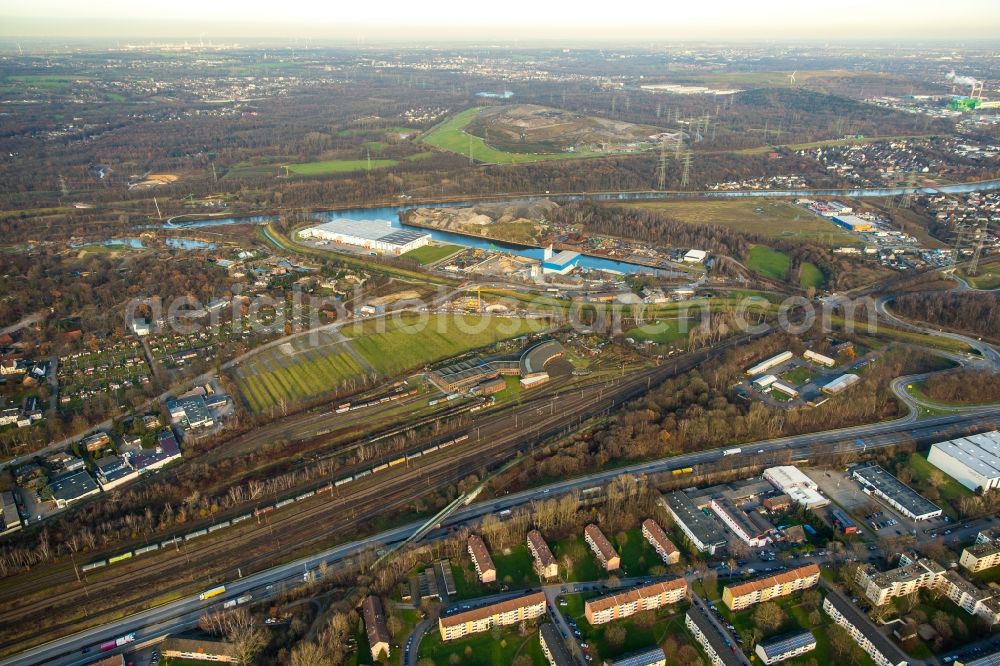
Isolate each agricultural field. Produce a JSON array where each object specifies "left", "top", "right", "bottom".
[
  {"left": 230, "top": 330, "right": 368, "bottom": 413},
  {"left": 623, "top": 200, "right": 854, "bottom": 244},
  {"left": 346, "top": 313, "right": 542, "bottom": 378},
  {"left": 747, "top": 245, "right": 791, "bottom": 280},
  {"left": 401, "top": 243, "right": 464, "bottom": 265},
  {"left": 421, "top": 107, "right": 605, "bottom": 164}
]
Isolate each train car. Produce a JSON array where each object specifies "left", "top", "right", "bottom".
[
  {"left": 275, "top": 498, "right": 294, "bottom": 509},
  {"left": 295, "top": 490, "right": 315, "bottom": 501},
  {"left": 223, "top": 598, "right": 238, "bottom": 609},
  {"left": 108, "top": 552, "right": 133, "bottom": 564},
  {"left": 405, "top": 451, "right": 422, "bottom": 461},
  {"left": 372, "top": 463, "right": 389, "bottom": 473},
  {"left": 355, "top": 469, "right": 372, "bottom": 479},
  {"left": 453, "top": 434, "right": 469, "bottom": 444},
  {"left": 199, "top": 585, "right": 226, "bottom": 601},
  {"left": 81, "top": 560, "right": 108, "bottom": 572},
  {"left": 208, "top": 521, "right": 230, "bottom": 533},
  {"left": 135, "top": 543, "right": 160, "bottom": 556},
  {"left": 185, "top": 529, "right": 208, "bottom": 541},
  {"left": 254, "top": 505, "right": 274, "bottom": 517},
  {"left": 334, "top": 476, "right": 353, "bottom": 487},
  {"left": 160, "top": 536, "right": 182, "bottom": 548},
  {"left": 388, "top": 457, "right": 406, "bottom": 468},
  {"left": 231, "top": 513, "right": 252, "bottom": 525},
  {"left": 100, "top": 634, "right": 135, "bottom": 652},
  {"left": 317, "top": 483, "right": 333, "bottom": 494},
  {"left": 438, "top": 439, "right": 452, "bottom": 450},
  {"left": 428, "top": 399, "right": 441, "bottom": 407},
  {"left": 423, "top": 444, "right": 439, "bottom": 454}
]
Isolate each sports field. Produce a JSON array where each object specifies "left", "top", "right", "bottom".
[
  {"left": 233, "top": 314, "right": 542, "bottom": 412},
  {"left": 348, "top": 313, "right": 541, "bottom": 377},
  {"left": 421, "top": 108, "right": 601, "bottom": 164},
  {"left": 623, "top": 200, "right": 854, "bottom": 244},
  {"left": 747, "top": 245, "right": 791, "bottom": 280},
  {"left": 231, "top": 331, "right": 369, "bottom": 413},
  {"left": 401, "top": 243, "right": 463, "bottom": 265},
  {"left": 287, "top": 158, "right": 399, "bottom": 175}
]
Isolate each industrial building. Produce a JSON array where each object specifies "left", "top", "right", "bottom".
[
  {"left": 823, "top": 591, "right": 909, "bottom": 666},
  {"left": 684, "top": 249, "right": 708, "bottom": 263},
  {"left": 927, "top": 431, "right": 1000, "bottom": 492},
  {"left": 48, "top": 471, "right": 101, "bottom": 508},
  {"left": 686, "top": 609, "right": 744, "bottom": 666},
  {"left": 438, "top": 591, "right": 546, "bottom": 640},
  {"left": 539, "top": 623, "right": 574, "bottom": 666},
  {"left": 641, "top": 518, "right": 680, "bottom": 565},
  {"left": 541, "top": 246, "right": 581, "bottom": 274},
  {"left": 584, "top": 524, "right": 620, "bottom": 571},
  {"left": 829, "top": 507, "right": 858, "bottom": 534},
  {"left": 584, "top": 578, "right": 687, "bottom": 625},
  {"left": 362, "top": 595, "right": 391, "bottom": 660},
  {"left": 821, "top": 373, "right": 861, "bottom": 395},
  {"left": 722, "top": 564, "right": 820, "bottom": 611},
  {"left": 803, "top": 350, "right": 836, "bottom": 367},
  {"left": 299, "top": 218, "right": 431, "bottom": 255},
  {"left": 527, "top": 530, "right": 559, "bottom": 580},
  {"left": 167, "top": 395, "right": 214, "bottom": 430},
  {"left": 961, "top": 540, "right": 1000, "bottom": 573},
  {"left": 467, "top": 534, "right": 496, "bottom": 583},
  {"left": 607, "top": 646, "right": 668, "bottom": 666},
  {"left": 851, "top": 464, "right": 942, "bottom": 521},
  {"left": 832, "top": 215, "right": 877, "bottom": 233},
  {"left": 661, "top": 491, "right": 727, "bottom": 555},
  {"left": 710, "top": 498, "right": 770, "bottom": 547},
  {"left": 429, "top": 358, "right": 501, "bottom": 393},
  {"left": 770, "top": 381, "right": 799, "bottom": 399},
  {"left": 755, "top": 631, "right": 817, "bottom": 665},
  {"left": 752, "top": 374, "right": 778, "bottom": 390},
  {"left": 763, "top": 466, "right": 829, "bottom": 509},
  {"left": 746, "top": 351, "right": 794, "bottom": 377}
]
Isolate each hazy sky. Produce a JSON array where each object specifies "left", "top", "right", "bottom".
[{"left": 2, "top": 0, "right": 1000, "bottom": 41}]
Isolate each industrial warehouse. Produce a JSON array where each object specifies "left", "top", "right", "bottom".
[
  {"left": 299, "top": 218, "right": 432, "bottom": 255},
  {"left": 428, "top": 340, "right": 566, "bottom": 394},
  {"left": 850, "top": 464, "right": 943, "bottom": 521},
  {"left": 927, "top": 431, "right": 1000, "bottom": 492}
]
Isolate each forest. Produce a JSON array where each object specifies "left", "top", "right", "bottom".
[
  {"left": 921, "top": 369, "right": 1000, "bottom": 404},
  {"left": 893, "top": 291, "right": 1000, "bottom": 341}
]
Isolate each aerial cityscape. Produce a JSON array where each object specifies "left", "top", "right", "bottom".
[{"left": 1, "top": 1, "right": 1000, "bottom": 665}]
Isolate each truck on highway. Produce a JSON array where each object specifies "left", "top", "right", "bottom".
[
  {"left": 199, "top": 585, "right": 226, "bottom": 601},
  {"left": 100, "top": 633, "right": 135, "bottom": 651},
  {"left": 723, "top": 448, "right": 742, "bottom": 456}
]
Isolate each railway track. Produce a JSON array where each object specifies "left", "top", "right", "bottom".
[{"left": 0, "top": 333, "right": 760, "bottom": 651}]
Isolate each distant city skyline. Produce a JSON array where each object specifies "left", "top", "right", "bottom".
[{"left": 2, "top": 0, "right": 1000, "bottom": 41}]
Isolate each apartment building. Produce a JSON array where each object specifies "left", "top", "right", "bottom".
[
  {"left": 961, "top": 540, "right": 1000, "bottom": 573},
  {"left": 642, "top": 518, "right": 680, "bottom": 565},
  {"left": 755, "top": 631, "right": 817, "bottom": 665},
  {"left": 539, "top": 622, "right": 574, "bottom": 666},
  {"left": 822, "top": 592, "right": 909, "bottom": 666},
  {"left": 527, "top": 529, "right": 559, "bottom": 580},
  {"left": 855, "top": 558, "right": 944, "bottom": 606},
  {"left": 467, "top": 534, "right": 497, "bottom": 583},
  {"left": 584, "top": 524, "right": 620, "bottom": 571},
  {"left": 584, "top": 578, "right": 688, "bottom": 625},
  {"left": 362, "top": 595, "right": 391, "bottom": 660},
  {"left": 438, "top": 591, "right": 547, "bottom": 641},
  {"left": 685, "top": 609, "right": 745, "bottom": 666},
  {"left": 722, "top": 564, "right": 820, "bottom": 611}
]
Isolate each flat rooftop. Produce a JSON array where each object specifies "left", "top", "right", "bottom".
[
  {"left": 664, "top": 491, "right": 726, "bottom": 548},
  {"left": 851, "top": 464, "right": 941, "bottom": 517},
  {"left": 306, "top": 218, "right": 431, "bottom": 246}
]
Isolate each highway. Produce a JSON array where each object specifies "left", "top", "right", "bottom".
[{"left": 5, "top": 405, "right": 999, "bottom": 666}]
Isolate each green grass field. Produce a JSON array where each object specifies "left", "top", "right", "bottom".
[
  {"left": 287, "top": 158, "right": 399, "bottom": 175},
  {"left": 625, "top": 319, "right": 688, "bottom": 345},
  {"left": 417, "top": 625, "right": 544, "bottom": 665},
  {"left": 958, "top": 267, "right": 1000, "bottom": 290},
  {"left": 553, "top": 535, "right": 605, "bottom": 582},
  {"left": 747, "top": 246, "right": 791, "bottom": 280},
  {"left": 781, "top": 366, "right": 819, "bottom": 386},
  {"left": 623, "top": 200, "right": 854, "bottom": 245},
  {"left": 799, "top": 261, "right": 826, "bottom": 289},
  {"left": 347, "top": 313, "right": 541, "bottom": 378},
  {"left": 234, "top": 342, "right": 368, "bottom": 414},
  {"left": 421, "top": 108, "right": 602, "bottom": 164},
  {"left": 401, "top": 243, "right": 463, "bottom": 265}
]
